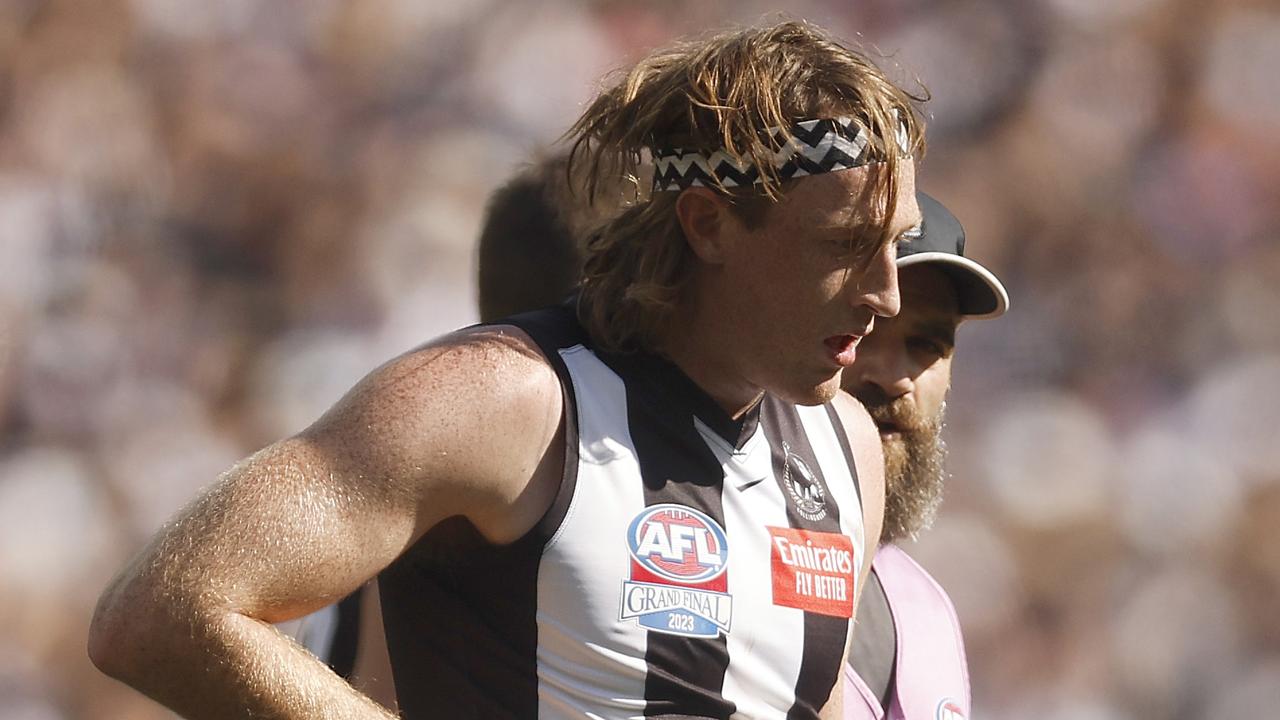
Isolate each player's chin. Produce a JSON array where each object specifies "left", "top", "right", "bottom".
[{"left": 776, "top": 372, "right": 842, "bottom": 407}]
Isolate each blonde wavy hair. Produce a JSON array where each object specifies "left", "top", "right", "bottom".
[{"left": 566, "top": 20, "right": 927, "bottom": 353}]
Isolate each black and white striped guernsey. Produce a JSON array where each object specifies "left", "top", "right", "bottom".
[{"left": 378, "top": 304, "right": 867, "bottom": 719}]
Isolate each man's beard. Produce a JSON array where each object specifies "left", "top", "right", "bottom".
[{"left": 856, "top": 388, "right": 948, "bottom": 544}]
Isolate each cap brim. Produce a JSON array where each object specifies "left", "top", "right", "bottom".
[{"left": 897, "top": 251, "right": 1009, "bottom": 319}]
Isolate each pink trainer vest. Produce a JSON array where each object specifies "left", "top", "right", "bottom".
[{"left": 843, "top": 543, "right": 971, "bottom": 720}]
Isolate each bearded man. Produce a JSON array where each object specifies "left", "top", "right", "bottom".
[{"left": 842, "top": 193, "right": 1010, "bottom": 720}]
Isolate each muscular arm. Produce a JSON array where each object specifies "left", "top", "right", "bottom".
[
  {"left": 88, "top": 327, "right": 563, "bottom": 719},
  {"left": 820, "top": 390, "right": 887, "bottom": 720}
]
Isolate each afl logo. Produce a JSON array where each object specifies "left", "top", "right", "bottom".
[
  {"left": 782, "top": 442, "right": 827, "bottom": 521},
  {"left": 626, "top": 504, "right": 729, "bottom": 584},
  {"left": 936, "top": 698, "right": 965, "bottom": 720}
]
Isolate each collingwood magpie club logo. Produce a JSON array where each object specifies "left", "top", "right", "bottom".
[
  {"left": 619, "top": 504, "right": 733, "bottom": 638},
  {"left": 936, "top": 698, "right": 966, "bottom": 720},
  {"left": 782, "top": 442, "right": 827, "bottom": 521}
]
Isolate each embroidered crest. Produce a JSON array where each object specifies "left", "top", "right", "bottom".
[{"left": 782, "top": 441, "right": 827, "bottom": 521}]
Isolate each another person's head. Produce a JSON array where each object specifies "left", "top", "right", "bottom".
[
  {"left": 566, "top": 20, "right": 927, "bottom": 405},
  {"left": 476, "top": 152, "right": 635, "bottom": 322},
  {"left": 476, "top": 154, "right": 582, "bottom": 323},
  {"left": 842, "top": 192, "right": 1009, "bottom": 543}
]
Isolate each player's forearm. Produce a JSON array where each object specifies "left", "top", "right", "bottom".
[{"left": 91, "top": 597, "right": 396, "bottom": 720}]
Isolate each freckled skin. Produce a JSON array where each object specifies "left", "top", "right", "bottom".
[
  {"left": 88, "top": 170, "right": 900, "bottom": 719},
  {"left": 90, "top": 327, "right": 565, "bottom": 719}
]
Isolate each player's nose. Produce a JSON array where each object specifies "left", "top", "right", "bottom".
[{"left": 848, "top": 241, "right": 900, "bottom": 319}]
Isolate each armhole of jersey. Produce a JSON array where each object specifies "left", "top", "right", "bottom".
[
  {"left": 823, "top": 401, "right": 863, "bottom": 505},
  {"left": 487, "top": 306, "right": 583, "bottom": 547},
  {"left": 902, "top": 548, "right": 973, "bottom": 706}
]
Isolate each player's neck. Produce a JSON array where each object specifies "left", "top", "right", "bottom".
[{"left": 658, "top": 305, "right": 763, "bottom": 420}]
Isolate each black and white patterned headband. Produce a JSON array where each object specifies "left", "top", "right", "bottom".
[{"left": 650, "top": 116, "right": 908, "bottom": 192}]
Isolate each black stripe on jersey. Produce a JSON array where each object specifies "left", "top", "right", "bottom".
[
  {"left": 823, "top": 402, "right": 862, "bottom": 506},
  {"left": 605, "top": 352, "right": 737, "bottom": 719},
  {"left": 380, "top": 518, "right": 547, "bottom": 720},
  {"left": 760, "top": 396, "right": 852, "bottom": 720},
  {"left": 378, "top": 304, "right": 584, "bottom": 719},
  {"left": 503, "top": 304, "right": 584, "bottom": 542}
]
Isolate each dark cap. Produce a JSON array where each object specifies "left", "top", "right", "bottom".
[{"left": 897, "top": 192, "right": 1009, "bottom": 319}]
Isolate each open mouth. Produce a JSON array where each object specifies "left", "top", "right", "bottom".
[{"left": 823, "top": 334, "right": 861, "bottom": 367}]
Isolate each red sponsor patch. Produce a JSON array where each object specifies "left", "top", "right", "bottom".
[{"left": 768, "top": 527, "right": 855, "bottom": 618}]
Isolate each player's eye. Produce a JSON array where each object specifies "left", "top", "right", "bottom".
[
  {"left": 908, "top": 336, "right": 949, "bottom": 358},
  {"left": 824, "top": 234, "right": 861, "bottom": 260}
]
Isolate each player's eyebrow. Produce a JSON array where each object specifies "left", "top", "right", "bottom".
[
  {"left": 815, "top": 216, "right": 921, "bottom": 238},
  {"left": 813, "top": 215, "right": 866, "bottom": 232}
]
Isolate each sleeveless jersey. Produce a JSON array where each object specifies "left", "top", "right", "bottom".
[
  {"left": 843, "top": 544, "right": 971, "bottom": 720},
  {"left": 378, "top": 305, "right": 869, "bottom": 719}
]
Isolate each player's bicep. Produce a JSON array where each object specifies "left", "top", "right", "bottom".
[
  {"left": 115, "top": 327, "right": 561, "bottom": 624},
  {"left": 301, "top": 325, "right": 564, "bottom": 545}
]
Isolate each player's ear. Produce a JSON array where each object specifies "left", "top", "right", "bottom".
[{"left": 676, "top": 187, "right": 733, "bottom": 265}]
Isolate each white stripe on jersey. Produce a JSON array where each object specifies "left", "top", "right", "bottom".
[{"left": 537, "top": 346, "right": 649, "bottom": 718}]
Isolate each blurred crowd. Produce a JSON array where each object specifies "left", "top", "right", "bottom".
[{"left": 1, "top": 1, "right": 1277, "bottom": 718}]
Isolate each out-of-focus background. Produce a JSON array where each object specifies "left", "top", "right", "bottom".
[{"left": 1, "top": 0, "right": 1278, "bottom": 718}]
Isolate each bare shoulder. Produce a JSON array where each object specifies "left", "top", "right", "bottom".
[
  {"left": 830, "top": 390, "right": 884, "bottom": 552},
  {"left": 828, "top": 390, "right": 880, "bottom": 459},
  {"left": 308, "top": 324, "right": 561, "bottom": 448},
  {"left": 299, "top": 324, "right": 566, "bottom": 542}
]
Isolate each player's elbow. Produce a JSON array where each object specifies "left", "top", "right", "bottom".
[
  {"left": 88, "top": 583, "right": 141, "bottom": 681},
  {"left": 88, "top": 576, "right": 180, "bottom": 684}
]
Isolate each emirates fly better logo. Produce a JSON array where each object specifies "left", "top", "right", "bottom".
[
  {"left": 619, "top": 504, "right": 733, "bottom": 638},
  {"left": 768, "top": 526, "right": 855, "bottom": 618}
]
